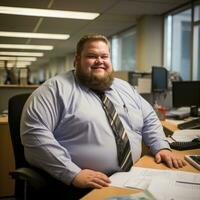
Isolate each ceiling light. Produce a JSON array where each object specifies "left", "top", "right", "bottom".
[
  {"left": 0, "top": 56, "right": 37, "bottom": 61},
  {"left": 0, "top": 51, "right": 44, "bottom": 57},
  {"left": 0, "top": 31, "right": 70, "bottom": 40},
  {"left": 0, "top": 44, "right": 53, "bottom": 50},
  {"left": 0, "top": 6, "right": 100, "bottom": 20}
]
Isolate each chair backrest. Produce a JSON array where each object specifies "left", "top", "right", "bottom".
[{"left": 8, "top": 93, "right": 31, "bottom": 169}]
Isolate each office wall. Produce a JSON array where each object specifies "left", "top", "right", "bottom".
[
  {"left": 136, "top": 15, "right": 163, "bottom": 72},
  {"left": 64, "top": 52, "right": 75, "bottom": 71}
]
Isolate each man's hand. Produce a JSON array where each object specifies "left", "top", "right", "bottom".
[
  {"left": 72, "top": 169, "right": 111, "bottom": 189},
  {"left": 155, "top": 149, "right": 187, "bottom": 168}
]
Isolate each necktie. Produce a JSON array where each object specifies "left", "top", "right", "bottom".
[{"left": 95, "top": 91, "right": 133, "bottom": 171}]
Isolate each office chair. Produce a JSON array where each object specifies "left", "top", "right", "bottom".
[
  {"left": 8, "top": 93, "right": 48, "bottom": 199},
  {"left": 8, "top": 93, "right": 68, "bottom": 200}
]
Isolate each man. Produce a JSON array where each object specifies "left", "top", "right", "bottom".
[{"left": 21, "top": 34, "right": 186, "bottom": 198}]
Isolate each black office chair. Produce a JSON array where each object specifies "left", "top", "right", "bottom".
[
  {"left": 8, "top": 93, "right": 49, "bottom": 199},
  {"left": 8, "top": 93, "right": 91, "bottom": 200},
  {"left": 8, "top": 93, "right": 71, "bottom": 200}
]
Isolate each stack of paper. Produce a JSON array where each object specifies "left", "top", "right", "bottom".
[
  {"left": 148, "top": 177, "right": 200, "bottom": 200},
  {"left": 110, "top": 167, "right": 200, "bottom": 200}
]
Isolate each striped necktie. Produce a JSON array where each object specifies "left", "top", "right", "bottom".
[{"left": 95, "top": 91, "right": 133, "bottom": 171}]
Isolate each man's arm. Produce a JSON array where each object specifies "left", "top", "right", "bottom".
[
  {"left": 139, "top": 96, "right": 186, "bottom": 168},
  {"left": 21, "top": 84, "right": 81, "bottom": 185}
]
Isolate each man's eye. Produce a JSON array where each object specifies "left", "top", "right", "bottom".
[
  {"left": 87, "top": 55, "right": 96, "bottom": 59},
  {"left": 102, "top": 55, "right": 108, "bottom": 59}
]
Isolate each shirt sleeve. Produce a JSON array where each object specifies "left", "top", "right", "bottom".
[
  {"left": 20, "top": 82, "right": 81, "bottom": 185},
  {"left": 138, "top": 94, "right": 170, "bottom": 155}
]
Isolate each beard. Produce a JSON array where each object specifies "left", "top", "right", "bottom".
[{"left": 75, "top": 65, "right": 114, "bottom": 92}]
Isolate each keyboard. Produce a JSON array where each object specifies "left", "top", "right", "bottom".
[
  {"left": 184, "top": 155, "right": 200, "bottom": 170},
  {"left": 177, "top": 118, "right": 200, "bottom": 129},
  {"left": 169, "top": 138, "right": 200, "bottom": 150}
]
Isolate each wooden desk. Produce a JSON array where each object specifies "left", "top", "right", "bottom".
[
  {"left": 81, "top": 149, "right": 200, "bottom": 200},
  {"left": 0, "top": 116, "right": 15, "bottom": 197},
  {"left": 161, "top": 120, "right": 178, "bottom": 132},
  {"left": 0, "top": 115, "right": 8, "bottom": 124}
]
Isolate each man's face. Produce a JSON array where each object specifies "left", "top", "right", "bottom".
[{"left": 75, "top": 40, "right": 113, "bottom": 91}]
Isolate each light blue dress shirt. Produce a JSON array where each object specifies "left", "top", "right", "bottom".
[{"left": 20, "top": 70, "right": 170, "bottom": 185}]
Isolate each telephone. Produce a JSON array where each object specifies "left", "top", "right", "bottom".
[{"left": 169, "top": 137, "right": 200, "bottom": 150}]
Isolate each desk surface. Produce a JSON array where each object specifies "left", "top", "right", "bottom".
[
  {"left": 0, "top": 116, "right": 8, "bottom": 124},
  {"left": 161, "top": 120, "right": 178, "bottom": 132},
  {"left": 81, "top": 149, "right": 200, "bottom": 200}
]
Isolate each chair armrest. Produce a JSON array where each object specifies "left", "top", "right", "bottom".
[{"left": 9, "top": 167, "right": 49, "bottom": 190}]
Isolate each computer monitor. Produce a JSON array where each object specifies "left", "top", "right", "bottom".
[
  {"left": 172, "top": 81, "right": 200, "bottom": 117},
  {"left": 151, "top": 66, "right": 168, "bottom": 93}
]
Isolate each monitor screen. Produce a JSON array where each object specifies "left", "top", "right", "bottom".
[
  {"left": 151, "top": 66, "right": 168, "bottom": 92},
  {"left": 172, "top": 81, "right": 200, "bottom": 108}
]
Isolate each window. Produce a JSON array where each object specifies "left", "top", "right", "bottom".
[
  {"left": 164, "top": 2, "right": 200, "bottom": 81},
  {"left": 193, "top": 4, "right": 200, "bottom": 80},
  {"left": 164, "top": 8, "right": 192, "bottom": 80},
  {"left": 110, "top": 28, "right": 136, "bottom": 71},
  {"left": 194, "top": 4, "right": 200, "bottom": 21}
]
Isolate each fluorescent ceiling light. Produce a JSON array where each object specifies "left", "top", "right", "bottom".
[
  {"left": 0, "top": 31, "right": 70, "bottom": 40},
  {"left": 0, "top": 6, "right": 100, "bottom": 20},
  {"left": 0, "top": 51, "right": 44, "bottom": 57},
  {"left": 0, "top": 56, "right": 37, "bottom": 61},
  {"left": 0, "top": 44, "right": 53, "bottom": 50}
]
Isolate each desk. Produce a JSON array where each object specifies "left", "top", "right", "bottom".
[
  {"left": 81, "top": 149, "right": 200, "bottom": 200},
  {"left": 0, "top": 116, "right": 15, "bottom": 197},
  {"left": 161, "top": 120, "right": 178, "bottom": 132},
  {"left": 81, "top": 146, "right": 200, "bottom": 200}
]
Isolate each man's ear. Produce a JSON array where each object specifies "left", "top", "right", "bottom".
[
  {"left": 73, "top": 59, "right": 76, "bottom": 68},
  {"left": 73, "top": 55, "right": 80, "bottom": 68}
]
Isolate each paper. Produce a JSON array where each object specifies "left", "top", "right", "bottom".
[
  {"left": 171, "top": 129, "right": 200, "bottom": 142},
  {"left": 105, "top": 190, "right": 156, "bottom": 200},
  {"left": 148, "top": 177, "right": 200, "bottom": 200},
  {"left": 109, "top": 171, "right": 131, "bottom": 188},
  {"left": 110, "top": 167, "right": 200, "bottom": 190}
]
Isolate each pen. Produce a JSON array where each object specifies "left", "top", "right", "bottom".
[{"left": 176, "top": 181, "right": 200, "bottom": 185}]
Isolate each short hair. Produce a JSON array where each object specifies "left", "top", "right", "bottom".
[{"left": 76, "top": 34, "right": 110, "bottom": 56}]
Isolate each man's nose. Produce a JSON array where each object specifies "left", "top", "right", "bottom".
[{"left": 95, "top": 56, "right": 104, "bottom": 63}]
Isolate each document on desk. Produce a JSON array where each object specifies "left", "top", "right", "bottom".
[
  {"left": 110, "top": 167, "right": 200, "bottom": 190},
  {"left": 147, "top": 177, "right": 200, "bottom": 200},
  {"left": 105, "top": 190, "right": 156, "bottom": 200}
]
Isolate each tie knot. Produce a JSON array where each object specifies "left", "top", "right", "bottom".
[{"left": 92, "top": 90, "right": 105, "bottom": 99}]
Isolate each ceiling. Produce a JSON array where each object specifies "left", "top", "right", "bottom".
[{"left": 0, "top": 0, "right": 190, "bottom": 70}]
